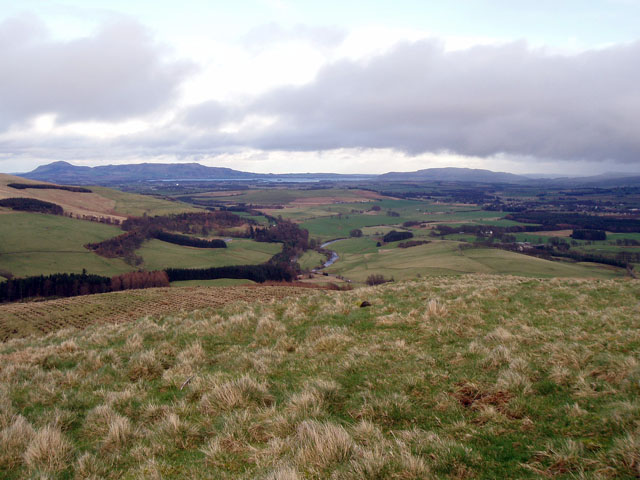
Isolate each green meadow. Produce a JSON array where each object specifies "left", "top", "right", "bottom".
[
  {"left": 0, "top": 212, "right": 132, "bottom": 277},
  {"left": 325, "top": 239, "right": 623, "bottom": 282},
  {"left": 138, "top": 238, "right": 281, "bottom": 271}
]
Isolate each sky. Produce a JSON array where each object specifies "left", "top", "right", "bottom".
[{"left": 1, "top": 0, "right": 639, "bottom": 175}]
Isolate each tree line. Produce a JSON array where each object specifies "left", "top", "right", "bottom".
[
  {"left": 165, "top": 264, "right": 294, "bottom": 283},
  {"left": 8, "top": 183, "right": 92, "bottom": 193},
  {"left": 0, "top": 198, "right": 64, "bottom": 215},
  {"left": 507, "top": 211, "right": 640, "bottom": 233},
  {"left": 122, "top": 211, "right": 245, "bottom": 236},
  {"left": 154, "top": 231, "right": 227, "bottom": 248},
  {"left": 0, "top": 270, "right": 170, "bottom": 303}
]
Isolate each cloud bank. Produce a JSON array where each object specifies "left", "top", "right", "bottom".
[
  {"left": 0, "top": 15, "right": 193, "bottom": 129},
  {"left": 241, "top": 40, "right": 640, "bottom": 163},
  {"left": 1, "top": 15, "right": 639, "bottom": 172}
]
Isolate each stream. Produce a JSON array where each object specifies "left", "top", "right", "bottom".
[{"left": 316, "top": 238, "right": 345, "bottom": 270}]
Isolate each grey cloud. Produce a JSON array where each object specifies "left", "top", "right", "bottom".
[
  {"left": 180, "top": 100, "right": 239, "bottom": 128},
  {"left": 240, "top": 40, "right": 640, "bottom": 163},
  {"left": 241, "top": 23, "right": 346, "bottom": 53},
  {"left": 0, "top": 15, "right": 194, "bottom": 128}
]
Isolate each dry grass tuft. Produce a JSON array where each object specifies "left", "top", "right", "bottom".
[
  {"left": 200, "top": 375, "right": 273, "bottom": 414},
  {"left": 102, "top": 414, "right": 133, "bottom": 452},
  {"left": 128, "top": 349, "right": 163, "bottom": 381},
  {"left": 0, "top": 415, "right": 35, "bottom": 469},
  {"left": 154, "top": 413, "right": 200, "bottom": 450},
  {"left": 295, "top": 420, "right": 354, "bottom": 469},
  {"left": 424, "top": 298, "right": 448, "bottom": 319},
  {"left": 262, "top": 464, "right": 301, "bottom": 480},
  {"left": 24, "top": 425, "right": 73, "bottom": 473},
  {"left": 610, "top": 429, "right": 640, "bottom": 476}
]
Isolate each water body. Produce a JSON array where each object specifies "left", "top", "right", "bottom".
[{"left": 317, "top": 238, "right": 346, "bottom": 269}]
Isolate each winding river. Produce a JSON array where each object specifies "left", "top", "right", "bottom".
[{"left": 317, "top": 238, "right": 345, "bottom": 269}]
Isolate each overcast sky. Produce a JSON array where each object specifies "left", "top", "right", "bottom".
[{"left": 1, "top": 0, "right": 639, "bottom": 175}]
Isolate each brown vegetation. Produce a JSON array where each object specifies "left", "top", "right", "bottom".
[{"left": 0, "top": 285, "right": 310, "bottom": 342}]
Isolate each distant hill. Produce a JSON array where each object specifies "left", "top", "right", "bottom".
[
  {"left": 20, "top": 161, "right": 261, "bottom": 184},
  {"left": 14, "top": 161, "right": 640, "bottom": 187},
  {"left": 377, "top": 167, "right": 531, "bottom": 184}
]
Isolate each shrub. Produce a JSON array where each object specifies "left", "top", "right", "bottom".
[
  {"left": 382, "top": 230, "right": 413, "bottom": 243},
  {"left": 349, "top": 229, "right": 363, "bottom": 238},
  {"left": 571, "top": 229, "right": 607, "bottom": 241},
  {"left": 154, "top": 231, "right": 227, "bottom": 248},
  {"left": 366, "top": 274, "right": 388, "bottom": 286}
]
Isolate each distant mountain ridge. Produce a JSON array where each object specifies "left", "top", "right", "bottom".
[
  {"left": 14, "top": 161, "right": 640, "bottom": 186},
  {"left": 377, "top": 167, "right": 530, "bottom": 184},
  {"left": 22, "top": 161, "right": 258, "bottom": 184}
]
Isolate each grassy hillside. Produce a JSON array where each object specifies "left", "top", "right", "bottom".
[
  {"left": 0, "top": 275, "right": 638, "bottom": 479},
  {"left": 92, "top": 186, "right": 201, "bottom": 217},
  {"left": 0, "top": 213, "right": 132, "bottom": 277},
  {"left": 298, "top": 250, "right": 327, "bottom": 271},
  {"left": 138, "top": 238, "right": 281, "bottom": 271},
  {"left": 0, "top": 213, "right": 281, "bottom": 278},
  {"left": 0, "top": 174, "right": 199, "bottom": 221},
  {"left": 326, "top": 239, "right": 623, "bottom": 282}
]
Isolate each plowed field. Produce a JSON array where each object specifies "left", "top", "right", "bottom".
[{"left": 0, "top": 285, "right": 310, "bottom": 341}]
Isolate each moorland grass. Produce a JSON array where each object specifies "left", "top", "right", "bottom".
[{"left": 0, "top": 275, "right": 638, "bottom": 478}]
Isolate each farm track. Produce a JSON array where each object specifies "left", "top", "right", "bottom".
[{"left": 0, "top": 285, "right": 312, "bottom": 342}]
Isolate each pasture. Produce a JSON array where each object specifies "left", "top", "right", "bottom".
[
  {"left": 138, "top": 238, "right": 281, "bottom": 271},
  {"left": 325, "top": 239, "right": 623, "bottom": 282},
  {"left": 0, "top": 213, "right": 132, "bottom": 277}
]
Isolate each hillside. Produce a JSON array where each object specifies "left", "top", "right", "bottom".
[
  {"left": 377, "top": 167, "right": 530, "bottom": 184},
  {"left": 0, "top": 174, "right": 199, "bottom": 220},
  {"left": 0, "top": 213, "right": 280, "bottom": 279},
  {"left": 20, "top": 161, "right": 261, "bottom": 184},
  {"left": 1, "top": 275, "right": 638, "bottom": 479}
]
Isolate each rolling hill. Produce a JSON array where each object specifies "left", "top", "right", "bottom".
[{"left": 0, "top": 275, "right": 638, "bottom": 478}]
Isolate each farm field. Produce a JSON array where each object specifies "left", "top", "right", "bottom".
[
  {"left": 170, "top": 279, "right": 257, "bottom": 287},
  {"left": 0, "top": 285, "right": 307, "bottom": 341},
  {"left": 138, "top": 238, "right": 281, "bottom": 271},
  {"left": 0, "top": 212, "right": 282, "bottom": 278},
  {"left": 0, "top": 212, "right": 132, "bottom": 277},
  {"left": 186, "top": 187, "right": 384, "bottom": 206},
  {"left": 325, "top": 239, "right": 623, "bottom": 282},
  {"left": 1, "top": 275, "right": 639, "bottom": 478},
  {"left": 92, "top": 186, "right": 202, "bottom": 217},
  {"left": 298, "top": 250, "right": 327, "bottom": 271},
  {"left": 0, "top": 174, "right": 127, "bottom": 223}
]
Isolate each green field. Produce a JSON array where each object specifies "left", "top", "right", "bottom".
[
  {"left": 326, "top": 239, "right": 623, "bottom": 282},
  {"left": 0, "top": 212, "right": 132, "bottom": 277},
  {"left": 92, "top": 186, "right": 202, "bottom": 216},
  {"left": 0, "top": 212, "right": 282, "bottom": 278},
  {"left": 190, "top": 188, "right": 376, "bottom": 205},
  {"left": 298, "top": 250, "right": 327, "bottom": 271},
  {"left": 138, "top": 238, "right": 281, "bottom": 270}
]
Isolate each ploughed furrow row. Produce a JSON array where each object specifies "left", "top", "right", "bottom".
[{"left": 0, "top": 286, "right": 310, "bottom": 341}]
